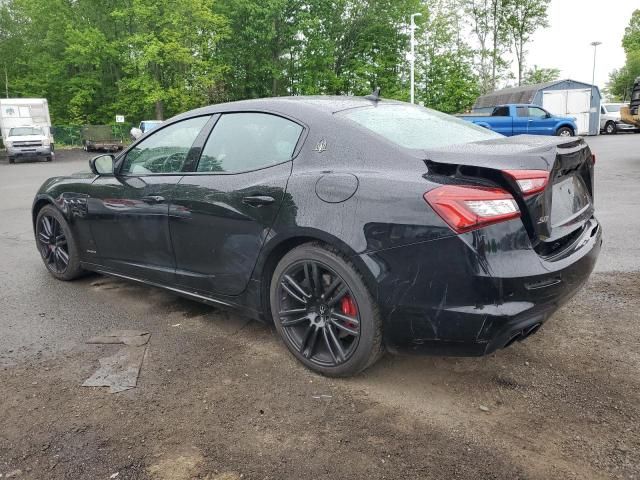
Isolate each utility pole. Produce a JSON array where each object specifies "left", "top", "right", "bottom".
[
  {"left": 590, "top": 41, "right": 602, "bottom": 99},
  {"left": 4, "top": 64, "right": 8, "bottom": 98},
  {"left": 410, "top": 13, "right": 422, "bottom": 104}
]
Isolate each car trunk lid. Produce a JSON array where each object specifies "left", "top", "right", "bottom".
[{"left": 421, "top": 135, "right": 595, "bottom": 256}]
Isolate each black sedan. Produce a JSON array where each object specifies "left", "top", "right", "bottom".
[{"left": 32, "top": 96, "right": 601, "bottom": 376}]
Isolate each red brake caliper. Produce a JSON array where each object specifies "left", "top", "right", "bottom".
[{"left": 340, "top": 296, "right": 358, "bottom": 329}]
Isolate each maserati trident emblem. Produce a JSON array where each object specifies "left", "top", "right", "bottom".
[
  {"left": 319, "top": 304, "right": 327, "bottom": 315},
  {"left": 313, "top": 139, "right": 327, "bottom": 153}
]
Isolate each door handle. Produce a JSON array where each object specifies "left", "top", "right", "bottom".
[
  {"left": 141, "top": 195, "right": 166, "bottom": 204},
  {"left": 242, "top": 195, "right": 276, "bottom": 207}
]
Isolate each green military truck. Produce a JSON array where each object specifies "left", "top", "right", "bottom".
[{"left": 81, "top": 125, "right": 125, "bottom": 152}]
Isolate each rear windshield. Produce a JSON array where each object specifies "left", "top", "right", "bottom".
[
  {"left": 604, "top": 104, "right": 621, "bottom": 113},
  {"left": 9, "top": 126, "right": 42, "bottom": 136},
  {"left": 341, "top": 104, "right": 502, "bottom": 149}
]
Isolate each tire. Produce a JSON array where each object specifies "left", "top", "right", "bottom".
[
  {"left": 605, "top": 122, "right": 617, "bottom": 135},
  {"left": 8, "top": 156, "right": 15, "bottom": 164},
  {"left": 269, "top": 243, "right": 384, "bottom": 377},
  {"left": 556, "top": 126, "right": 574, "bottom": 137},
  {"left": 45, "top": 156, "right": 52, "bottom": 162},
  {"left": 35, "top": 205, "right": 84, "bottom": 281}
]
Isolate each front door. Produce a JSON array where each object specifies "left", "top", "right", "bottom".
[
  {"left": 526, "top": 106, "right": 558, "bottom": 135},
  {"left": 169, "top": 112, "right": 304, "bottom": 296},
  {"left": 88, "top": 115, "right": 211, "bottom": 283}
]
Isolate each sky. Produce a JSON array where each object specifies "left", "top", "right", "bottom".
[{"left": 523, "top": 0, "right": 640, "bottom": 93}]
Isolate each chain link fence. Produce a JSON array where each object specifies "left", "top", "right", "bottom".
[{"left": 52, "top": 124, "right": 134, "bottom": 147}]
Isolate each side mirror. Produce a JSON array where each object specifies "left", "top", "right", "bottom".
[
  {"left": 545, "top": 113, "right": 552, "bottom": 119},
  {"left": 130, "top": 127, "right": 143, "bottom": 140},
  {"left": 90, "top": 154, "right": 114, "bottom": 176}
]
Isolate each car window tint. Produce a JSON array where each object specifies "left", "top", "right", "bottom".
[
  {"left": 516, "top": 107, "right": 529, "bottom": 117},
  {"left": 197, "top": 113, "right": 303, "bottom": 173},
  {"left": 121, "top": 116, "right": 209, "bottom": 175},
  {"left": 342, "top": 104, "right": 502, "bottom": 150},
  {"left": 528, "top": 107, "right": 547, "bottom": 118},
  {"left": 492, "top": 106, "right": 509, "bottom": 117}
]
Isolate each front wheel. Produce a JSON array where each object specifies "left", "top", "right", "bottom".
[
  {"left": 605, "top": 122, "right": 617, "bottom": 135},
  {"left": 8, "top": 156, "right": 15, "bottom": 164},
  {"left": 270, "top": 243, "right": 384, "bottom": 377},
  {"left": 556, "top": 126, "right": 574, "bottom": 137},
  {"left": 35, "top": 205, "right": 84, "bottom": 281}
]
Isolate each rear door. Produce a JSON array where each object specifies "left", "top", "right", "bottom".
[
  {"left": 169, "top": 112, "right": 304, "bottom": 296},
  {"left": 514, "top": 106, "right": 531, "bottom": 134}
]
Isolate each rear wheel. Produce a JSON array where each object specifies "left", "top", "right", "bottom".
[
  {"left": 604, "top": 122, "right": 617, "bottom": 135},
  {"left": 557, "top": 126, "right": 574, "bottom": 137},
  {"left": 8, "top": 156, "right": 15, "bottom": 164},
  {"left": 35, "top": 205, "right": 83, "bottom": 281},
  {"left": 270, "top": 243, "right": 383, "bottom": 377}
]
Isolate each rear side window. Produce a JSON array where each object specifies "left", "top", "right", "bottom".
[
  {"left": 342, "top": 104, "right": 501, "bottom": 150},
  {"left": 492, "top": 106, "right": 509, "bottom": 116},
  {"left": 197, "top": 113, "right": 303, "bottom": 173},
  {"left": 516, "top": 107, "right": 529, "bottom": 117}
]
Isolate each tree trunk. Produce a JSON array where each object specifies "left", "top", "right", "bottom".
[{"left": 155, "top": 100, "right": 164, "bottom": 120}]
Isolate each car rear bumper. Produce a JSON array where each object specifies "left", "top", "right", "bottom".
[{"left": 360, "top": 217, "right": 602, "bottom": 356}]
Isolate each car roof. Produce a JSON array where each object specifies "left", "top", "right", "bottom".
[{"left": 169, "top": 96, "right": 405, "bottom": 123}]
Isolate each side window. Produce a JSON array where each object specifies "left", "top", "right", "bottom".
[
  {"left": 492, "top": 106, "right": 509, "bottom": 117},
  {"left": 516, "top": 107, "right": 528, "bottom": 117},
  {"left": 528, "top": 107, "right": 548, "bottom": 118},
  {"left": 197, "top": 113, "right": 303, "bottom": 173},
  {"left": 121, "top": 116, "right": 210, "bottom": 175}
]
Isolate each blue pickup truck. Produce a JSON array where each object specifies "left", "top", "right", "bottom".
[{"left": 459, "top": 104, "right": 578, "bottom": 137}]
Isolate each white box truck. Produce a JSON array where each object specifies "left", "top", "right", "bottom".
[{"left": 0, "top": 98, "right": 54, "bottom": 163}]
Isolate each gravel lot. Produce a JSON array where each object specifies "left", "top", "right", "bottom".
[{"left": 1, "top": 136, "right": 639, "bottom": 480}]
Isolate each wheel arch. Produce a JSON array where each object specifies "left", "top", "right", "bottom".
[
  {"left": 32, "top": 195, "right": 56, "bottom": 228},
  {"left": 556, "top": 123, "right": 575, "bottom": 135},
  {"left": 254, "top": 229, "right": 378, "bottom": 323}
]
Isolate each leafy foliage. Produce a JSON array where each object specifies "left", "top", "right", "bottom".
[
  {"left": 522, "top": 65, "right": 560, "bottom": 86},
  {"left": 608, "top": 9, "right": 640, "bottom": 102},
  {"left": 0, "top": 0, "right": 553, "bottom": 122}
]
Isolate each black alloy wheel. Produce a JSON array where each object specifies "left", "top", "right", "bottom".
[
  {"left": 271, "top": 244, "right": 383, "bottom": 376},
  {"left": 35, "top": 205, "right": 84, "bottom": 280},
  {"left": 37, "top": 214, "right": 70, "bottom": 274}
]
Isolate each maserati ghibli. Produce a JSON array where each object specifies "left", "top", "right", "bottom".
[{"left": 32, "top": 96, "right": 601, "bottom": 376}]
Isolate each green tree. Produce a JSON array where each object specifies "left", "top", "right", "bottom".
[
  {"left": 417, "top": 0, "right": 480, "bottom": 112},
  {"left": 503, "top": 0, "right": 551, "bottom": 86},
  {"left": 608, "top": 10, "right": 640, "bottom": 101},
  {"left": 522, "top": 65, "right": 560, "bottom": 85}
]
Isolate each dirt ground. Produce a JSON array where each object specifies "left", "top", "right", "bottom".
[{"left": 1, "top": 271, "right": 639, "bottom": 480}]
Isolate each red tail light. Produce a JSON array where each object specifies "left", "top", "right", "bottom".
[
  {"left": 503, "top": 170, "right": 549, "bottom": 196},
  {"left": 591, "top": 154, "right": 596, "bottom": 164},
  {"left": 424, "top": 185, "right": 520, "bottom": 234}
]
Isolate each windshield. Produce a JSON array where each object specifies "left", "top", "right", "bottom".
[
  {"left": 9, "top": 126, "right": 43, "bottom": 136},
  {"left": 341, "top": 104, "right": 502, "bottom": 150},
  {"left": 604, "top": 104, "right": 621, "bottom": 113}
]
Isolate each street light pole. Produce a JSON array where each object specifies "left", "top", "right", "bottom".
[
  {"left": 590, "top": 41, "right": 602, "bottom": 99},
  {"left": 410, "top": 13, "right": 422, "bottom": 104}
]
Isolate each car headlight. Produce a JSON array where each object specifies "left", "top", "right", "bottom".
[
  {"left": 42, "top": 137, "right": 50, "bottom": 146},
  {"left": 4, "top": 140, "right": 12, "bottom": 148}
]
